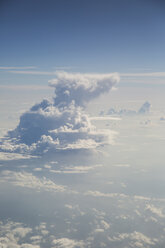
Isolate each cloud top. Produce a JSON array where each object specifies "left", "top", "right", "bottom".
[{"left": 49, "top": 71, "right": 119, "bottom": 107}]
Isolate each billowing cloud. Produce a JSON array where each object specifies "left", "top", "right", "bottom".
[
  {"left": 0, "top": 72, "right": 119, "bottom": 155},
  {"left": 49, "top": 71, "right": 119, "bottom": 107}
]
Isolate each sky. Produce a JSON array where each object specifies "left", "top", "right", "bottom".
[
  {"left": 1, "top": 1, "right": 165, "bottom": 247},
  {"left": 1, "top": 0, "right": 165, "bottom": 86}
]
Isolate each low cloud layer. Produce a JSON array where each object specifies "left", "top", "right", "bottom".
[{"left": 0, "top": 72, "right": 119, "bottom": 155}]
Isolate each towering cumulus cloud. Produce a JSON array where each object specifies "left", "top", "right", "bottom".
[{"left": 0, "top": 72, "right": 119, "bottom": 155}]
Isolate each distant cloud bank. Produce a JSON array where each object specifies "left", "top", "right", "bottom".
[
  {"left": 100, "top": 101, "right": 151, "bottom": 117},
  {"left": 0, "top": 72, "right": 119, "bottom": 155}
]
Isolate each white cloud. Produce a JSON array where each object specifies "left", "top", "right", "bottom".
[
  {"left": 94, "top": 228, "right": 104, "bottom": 233},
  {"left": 100, "top": 220, "right": 110, "bottom": 230},
  {"left": 109, "top": 231, "right": 157, "bottom": 247},
  {"left": 49, "top": 71, "right": 119, "bottom": 107},
  {"left": 0, "top": 152, "right": 34, "bottom": 160},
  {"left": 13, "top": 227, "right": 32, "bottom": 239},
  {"left": 20, "top": 244, "right": 40, "bottom": 248},
  {"left": 84, "top": 190, "right": 128, "bottom": 199},
  {"left": 0, "top": 171, "right": 66, "bottom": 192},
  {"left": 145, "top": 204, "right": 165, "bottom": 218},
  {"left": 52, "top": 238, "right": 85, "bottom": 248},
  {"left": 7, "top": 70, "right": 165, "bottom": 78},
  {"left": 0, "top": 220, "right": 85, "bottom": 248},
  {"left": 0, "top": 221, "right": 38, "bottom": 248},
  {"left": 50, "top": 164, "right": 103, "bottom": 174},
  {"left": 0, "top": 72, "right": 119, "bottom": 155}
]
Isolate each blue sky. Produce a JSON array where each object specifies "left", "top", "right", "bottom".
[{"left": 1, "top": 0, "right": 165, "bottom": 76}]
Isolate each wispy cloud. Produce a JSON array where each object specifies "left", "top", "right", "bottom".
[
  {"left": 120, "top": 73, "right": 165, "bottom": 85},
  {"left": 121, "top": 72, "right": 165, "bottom": 77},
  {"left": 0, "top": 85, "right": 50, "bottom": 90},
  {"left": 113, "top": 164, "right": 130, "bottom": 168},
  {"left": 0, "top": 66, "right": 36, "bottom": 70},
  {"left": 50, "top": 164, "right": 103, "bottom": 174},
  {"left": 90, "top": 116, "right": 121, "bottom": 121},
  {"left": 53, "top": 66, "right": 75, "bottom": 70},
  {"left": 6, "top": 70, "right": 165, "bottom": 84},
  {"left": 8, "top": 70, "right": 57, "bottom": 75},
  {"left": 0, "top": 152, "right": 34, "bottom": 160}
]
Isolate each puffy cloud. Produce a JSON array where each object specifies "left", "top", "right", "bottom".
[
  {"left": 0, "top": 72, "right": 119, "bottom": 155},
  {"left": 0, "top": 220, "right": 85, "bottom": 248},
  {"left": 0, "top": 221, "right": 36, "bottom": 248}
]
